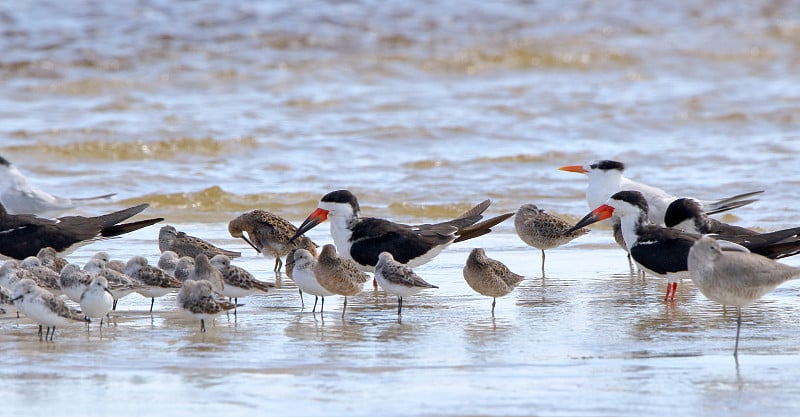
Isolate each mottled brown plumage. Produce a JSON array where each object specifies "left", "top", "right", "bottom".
[
  {"left": 314, "top": 244, "right": 369, "bottom": 316},
  {"left": 159, "top": 225, "right": 241, "bottom": 259},
  {"left": 228, "top": 210, "right": 318, "bottom": 273},
  {"left": 514, "top": 204, "right": 589, "bottom": 270},
  {"left": 177, "top": 279, "right": 239, "bottom": 332},
  {"left": 463, "top": 248, "right": 524, "bottom": 314}
]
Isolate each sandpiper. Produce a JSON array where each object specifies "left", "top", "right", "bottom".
[{"left": 463, "top": 248, "right": 524, "bottom": 315}]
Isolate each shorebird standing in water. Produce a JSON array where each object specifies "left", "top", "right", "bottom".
[
  {"left": 12, "top": 278, "right": 85, "bottom": 340},
  {"left": 688, "top": 236, "right": 800, "bottom": 359},
  {"left": 290, "top": 248, "right": 332, "bottom": 312},
  {"left": 514, "top": 204, "right": 589, "bottom": 272},
  {"left": 228, "top": 210, "right": 318, "bottom": 274},
  {"left": 462, "top": 248, "right": 524, "bottom": 315},
  {"left": 314, "top": 244, "right": 370, "bottom": 317},
  {"left": 158, "top": 225, "right": 241, "bottom": 260},
  {"left": 177, "top": 279, "right": 239, "bottom": 332},
  {"left": 374, "top": 251, "right": 438, "bottom": 317}
]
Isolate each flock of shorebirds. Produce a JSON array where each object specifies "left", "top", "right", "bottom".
[{"left": 2, "top": 155, "right": 800, "bottom": 360}]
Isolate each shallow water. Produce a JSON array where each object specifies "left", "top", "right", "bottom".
[{"left": 2, "top": 0, "right": 800, "bottom": 415}]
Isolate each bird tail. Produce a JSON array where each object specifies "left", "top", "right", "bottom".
[
  {"left": 252, "top": 280, "right": 275, "bottom": 293},
  {"left": 68, "top": 193, "right": 117, "bottom": 202},
  {"left": 92, "top": 203, "right": 151, "bottom": 227},
  {"left": 101, "top": 217, "right": 164, "bottom": 238},
  {"left": 704, "top": 191, "right": 764, "bottom": 215},
  {"left": 454, "top": 212, "right": 514, "bottom": 243}
]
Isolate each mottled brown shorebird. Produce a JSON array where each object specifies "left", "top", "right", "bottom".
[
  {"left": 514, "top": 204, "right": 589, "bottom": 271},
  {"left": 159, "top": 225, "right": 241, "bottom": 260},
  {"left": 210, "top": 254, "right": 274, "bottom": 310},
  {"left": 688, "top": 236, "right": 800, "bottom": 359},
  {"left": 124, "top": 256, "right": 183, "bottom": 313},
  {"left": 374, "top": 251, "right": 437, "bottom": 316},
  {"left": 177, "top": 279, "right": 239, "bottom": 333},
  {"left": 463, "top": 248, "right": 524, "bottom": 315},
  {"left": 314, "top": 244, "right": 370, "bottom": 317},
  {"left": 228, "top": 209, "right": 318, "bottom": 274}
]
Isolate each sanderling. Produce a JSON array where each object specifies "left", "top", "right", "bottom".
[
  {"left": 125, "top": 256, "right": 182, "bottom": 313},
  {"left": 176, "top": 279, "right": 239, "bottom": 332},
  {"left": 12, "top": 278, "right": 85, "bottom": 340},
  {"left": 290, "top": 248, "right": 332, "bottom": 312},
  {"left": 36, "top": 247, "right": 68, "bottom": 273},
  {"left": 157, "top": 251, "right": 180, "bottom": 277},
  {"left": 80, "top": 276, "right": 115, "bottom": 327},
  {"left": 374, "top": 251, "right": 437, "bottom": 316},
  {"left": 210, "top": 254, "right": 273, "bottom": 309},
  {"left": 174, "top": 256, "right": 195, "bottom": 282},
  {"left": 158, "top": 225, "right": 241, "bottom": 259},
  {"left": 58, "top": 263, "right": 93, "bottom": 303},
  {"left": 187, "top": 254, "right": 225, "bottom": 295},
  {"left": 463, "top": 248, "right": 524, "bottom": 315},
  {"left": 228, "top": 209, "right": 318, "bottom": 273}
]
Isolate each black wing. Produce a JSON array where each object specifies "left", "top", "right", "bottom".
[{"left": 630, "top": 226, "right": 697, "bottom": 275}]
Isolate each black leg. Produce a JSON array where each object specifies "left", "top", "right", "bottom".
[
  {"left": 397, "top": 296, "right": 403, "bottom": 316},
  {"left": 201, "top": 319, "right": 206, "bottom": 333},
  {"left": 541, "top": 249, "right": 546, "bottom": 273},
  {"left": 734, "top": 307, "right": 742, "bottom": 358},
  {"left": 342, "top": 297, "right": 347, "bottom": 317},
  {"left": 149, "top": 297, "right": 155, "bottom": 313},
  {"left": 299, "top": 289, "right": 305, "bottom": 309},
  {"left": 491, "top": 298, "right": 496, "bottom": 316}
]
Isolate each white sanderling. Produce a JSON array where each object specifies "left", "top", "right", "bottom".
[
  {"left": 176, "top": 279, "right": 239, "bottom": 332},
  {"left": 210, "top": 254, "right": 274, "bottom": 309},
  {"left": 58, "top": 263, "right": 93, "bottom": 303},
  {"left": 125, "top": 256, "right": 182, "bottom": 313},
  {"left": 374, "top": 251, "right": 437, "bottom": 317},
  {"left": 79, "top": 276, "right": 115, "bottom": 327},
  {"left": 12, "top": 278, "right": 85, "bottom": 340},
  {"left": 157, "top": 251, "right": 180, "bottom": 277},
  {"left": 290, "top": 248, "right": 332, "bottom": 312}
]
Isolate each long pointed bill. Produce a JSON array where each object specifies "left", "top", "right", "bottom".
[
  {"left": 558, "top": 165, "right": 589, "bottom": 174},
  {"left": 566, "top": 204, "right": 615, "bottom": 233},
  {"left": 241, "top": 235, "right": 261, "bottom": 254},
  {"left": 289, "top": 208, "right": 329, "bottom": 242}
]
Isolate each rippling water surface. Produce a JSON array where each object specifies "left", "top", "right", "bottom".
[{"left": 2, "top": 1, "right": 800, "bottom": 416}]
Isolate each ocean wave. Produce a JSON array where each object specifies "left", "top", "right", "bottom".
[{"left": 4, "top": 137, "right": 260, "bottom": 160}]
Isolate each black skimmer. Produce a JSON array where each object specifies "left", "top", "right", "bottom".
[
  {"left": 158, "top": 225, "right": 241, "bottom": 259},
  {"left": 462, "top": 248, "right": 524, "bottom": 315},
  {"left": 228, "top": 210, "right": 318, "bottom": 273},
  {"left": 688, "top": 236, "right": 800, "bottom": 359},
  {"left": 665, "top": 197, "right": 800, "bottom": 260},
  {"left": 289, "top": 190, "right": 514, "bottom": 273},
  {"left": 0, "top": 155, "right": 115, "bottom": 217},
  {"left": 559, "top": 160, "right": 762, "bottom": 226},
  {"left": 514, "top": 204, "right": 589, "bottom": 272},
  {"left": 0, "top": 202, "right": 163, "bottom": 260},
  {"left": 566, "top": 191, "right": 800, "bottom": 302}
]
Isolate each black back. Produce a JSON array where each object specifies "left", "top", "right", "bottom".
[
  {"left": 348, "top": 218, "right": 452, "bottom": 267},
  {"left": 630, "top": 225, "right": 698, "bottom": 275}
]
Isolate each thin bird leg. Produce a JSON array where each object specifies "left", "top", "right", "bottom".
[
  {"left": 491, "top": 297, "right": 496, "bottom": 316},
  {"left": 540, "top": 249, "right": 546, "bottom": 273},
  {"left": 734, "top": 307, "right": 742, "bottom": 358},
  {"left": 342, "top": 296, "right": 348, "bottom": 317},
  {"left": 149, "top": 297, "right": 155, "bottom": 313},
  {"left": 299, "top": 289, "right": 305, "bottom": 309},
  {"left": 200, "top": 319, "right": 206, "bottom": 333},
  {"left": 397, "top": 296, "right": 403, "bottom": 316}
]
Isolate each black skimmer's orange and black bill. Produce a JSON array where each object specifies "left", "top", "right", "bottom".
[
  {"left": 558, "top": 160, "right": 763, "bottom": 226},
  {"left": 0, "top": 155, "right": 115, "bottom": 217},
  {"left": 565, "top": 191, "right": 800, "bottom": 302},
  {"left": 289, "top": 190, "right": 514, "bottom": 272},
  {"left": 0, "top": 202, "right": 163, "bottom": 260}
]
